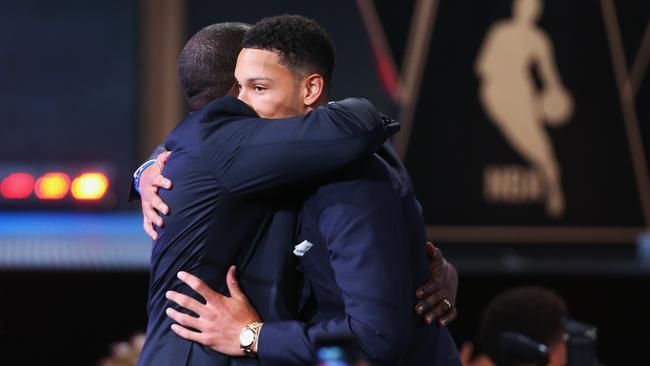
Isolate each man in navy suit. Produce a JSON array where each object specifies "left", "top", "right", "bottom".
[
  {"left": 135, "top": 22, "right": 400, "bottom": 365},
  {"left": 164, "top": 15, "right": 461, "bottom": 365}
]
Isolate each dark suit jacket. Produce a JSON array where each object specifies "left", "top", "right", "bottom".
[
  {"left": 257, "top": 144, "right": 461, "bottom": 366},
  {"left": 137, "top": 96, "right": 397, "bottom": 366}
]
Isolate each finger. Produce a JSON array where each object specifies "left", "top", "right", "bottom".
[
  {"left": 429, "top": 247, "right": 444, "bottom": 270},
  {"left": 146, "top": 191, "right": 170, "bottom": 216},
  {"left": 415, "top": 289, "right": 441, "bottom": 315},
  {"left": 158, "top": 150, "right": 172, "bottom": 165},
  {"left": 416, "top": 283, "right": 438, "bottom": 299},
  {"left": 438, "top": 306, "right": 458, "bottom": 327},
  {"left": 152, "top": 173, "right": 173, "bottom": 191},
  {"left": 143, "top": 216, "right": 158, "bottom": 240},
  {"left": 154, "top": 151, "right": 172, "bottom": 173},
  {"left": 143, "top": 202, "right": 164, "bottom": 227},
  {"left": 416, "top": 271, "right": 448, "bottom": 299},
  {"left": 226, "top": 265, "right": 244, "bottom": 299},
  {"left": 424, "top": 244, "right": 444, "bottom": 276},
  {"left": 140, "top": 162, "right": 171, "bottom": 191},
  {"left": 166, "top": 290, "right": 206, "bottom": 317},
  {"left": 170, "top": 323, "right": 207, "bottom": 344},
  {"left": 425, "top": 312, "right": 435, "bottom": 325},
  {"left": 166, "top": 307, "right": 202, "bottom": 330},
  {"left": 424, "top": 299, "right": 454, "bottom": 324},
  {"left": 177, "top": 271, "right": 224, "bottom": 303}
]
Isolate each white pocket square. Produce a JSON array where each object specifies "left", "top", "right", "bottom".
[{"left": 293, "top": 240, "right": 314, "bottom": 257}]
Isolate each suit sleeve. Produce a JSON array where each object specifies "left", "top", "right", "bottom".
[
  {"left": 128, "top": 144, "right": 167, "bottom": 201},
  {"left": 199, "top": 98, "right": 399, "bottom": 198},
  {"left": 257, "top": 178, "right": 414, "bottom": 365}
]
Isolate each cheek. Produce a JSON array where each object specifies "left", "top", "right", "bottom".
[
  {"left": 272, "top": 92, "right": 301, "bottom": 117},
  {"left": 248, "top": 93, "right": 289, "bottom": 119},
  {"left": 263, "top": 95, "right": 287, "bottom": 118},
  {"left": 291, "top": 90, "right": 305, "bottom": 111}
]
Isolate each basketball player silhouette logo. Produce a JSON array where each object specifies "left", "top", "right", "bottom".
[{"left": 476, "top": 0, "right": 573, "bottom": 218}]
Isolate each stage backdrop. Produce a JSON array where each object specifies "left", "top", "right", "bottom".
[{"left": 369, "top": 0, "right": 650, "bottom": 245}]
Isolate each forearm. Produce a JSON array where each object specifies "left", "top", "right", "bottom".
[
  {"left": 202, "top": 97, "right": 400, "bottom": 197},
  {"left": 258, "top": 315, "right": 398, "bottom": 366}
]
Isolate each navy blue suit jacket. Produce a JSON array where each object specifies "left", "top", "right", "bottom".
[
  {"left": 137, "top": 96, "right": 397, "bottom": 366},
  {"left": 257, "top": 144, "right": 461, "bottom": 366}
]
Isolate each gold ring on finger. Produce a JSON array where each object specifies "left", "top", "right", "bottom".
[{"left": 442, "top": 298, "right": 452, "bottom": 311}]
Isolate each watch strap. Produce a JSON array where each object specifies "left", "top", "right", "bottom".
[{"left": 240, "top": 321, "right": 262, "bottom": 355}]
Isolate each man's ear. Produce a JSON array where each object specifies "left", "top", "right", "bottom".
[{"left": 302, "top": 74, "right": 325, "bottom": 107}]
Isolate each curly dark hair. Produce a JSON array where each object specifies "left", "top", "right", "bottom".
[
  {"left": 242, "top": 14, "right": 335, "bottom": 95},
  {"left": 178, "top": 22, "right": 251, "bottom": 111},
  {"left": 478, "top": 286, "right": 568, "bottom": 364}
]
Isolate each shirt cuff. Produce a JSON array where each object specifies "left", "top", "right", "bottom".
[{"left": 133, "top": 159, "right": 157, "bottom": 194}]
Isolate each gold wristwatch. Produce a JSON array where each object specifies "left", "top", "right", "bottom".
[{"left": 239, "top": 321, "right": 262, "bottom": 355}]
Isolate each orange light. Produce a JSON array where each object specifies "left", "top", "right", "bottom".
[
  {"left": 35, "top": 172, "right": 70, "bottom": 200},
  {"left": 71, "top": 172, "right": 109, "bottom": 200},
  {"left": 1, "top": 173, "right": 35, "bottom": 199}
]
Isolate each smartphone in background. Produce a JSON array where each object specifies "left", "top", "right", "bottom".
[{"left": 314, "top": 336, "right": 360, "bottom": 366}]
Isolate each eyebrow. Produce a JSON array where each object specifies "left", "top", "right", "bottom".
[{"left": 245, "top": 77, "right": 273, "bottom": 83}]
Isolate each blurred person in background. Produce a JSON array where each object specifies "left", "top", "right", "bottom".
[
  {"left": 99, "top": 334, "right": 145, "bottom": 366},
  {"left": 460, "top": 286, "right": 569, "bottom": 366}
]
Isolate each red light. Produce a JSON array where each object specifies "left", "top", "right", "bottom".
[
  {"left": 71, "top": 172, "right": 109, "bottom": 200},
  {"left": 1, "top": 173, "right": 35, "bottom": 199},
  {"left": 35, "top": 172, "right": 70, "bottom": 200}
]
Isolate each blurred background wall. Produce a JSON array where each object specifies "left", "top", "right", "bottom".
[{"left": 0, "top": 0, "right": 648, "bottom": 364}]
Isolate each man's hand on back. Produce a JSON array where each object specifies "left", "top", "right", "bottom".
[
  {"left": 415, "top": 242, "right": 459, "bottom": 326},
  {"left": 140, "top": 151, "right": 173, "bottom": 240},
  {"left": 165, "top": 266, "right": 262, "bottom": 356}
]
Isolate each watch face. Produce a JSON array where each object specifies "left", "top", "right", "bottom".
[{"left": 239, "top": 328, "right": 255, "bottom": 347}]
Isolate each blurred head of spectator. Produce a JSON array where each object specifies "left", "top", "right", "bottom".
[
  {"left": 462, "top": 286, "right": 569, "bottom": 366},
  {"left": 98, "top": 333, "right": 145, "bottom": 366}
]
